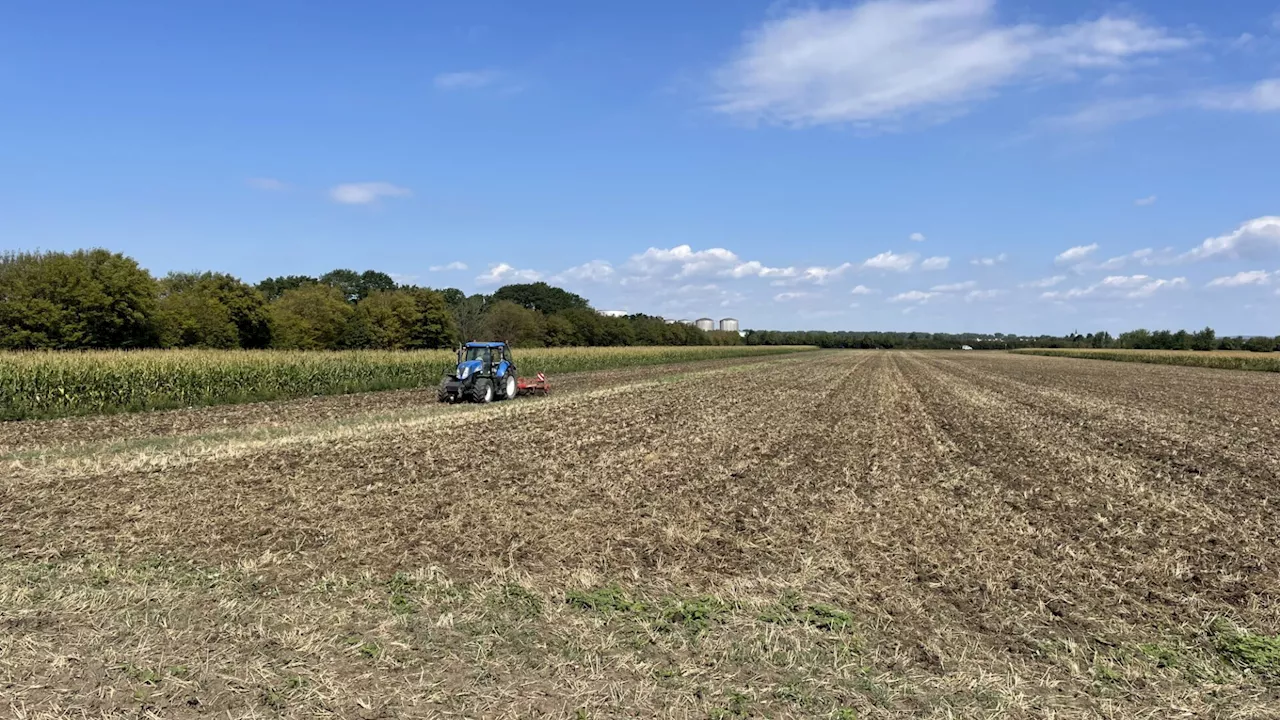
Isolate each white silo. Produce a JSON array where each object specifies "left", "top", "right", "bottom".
[
  {"left": 695, "top": 317, "right": 715, "bottom": 331},
  {"left": 719, "top": 318, "right": 739, "bottom": 332}
]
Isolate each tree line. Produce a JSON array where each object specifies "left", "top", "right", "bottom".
[
  {"left": 743, "top": 328, "right": 1280, "bottom": 352},
  {"left": 0, "top": 249, "right": 741, "bottom": 350}
]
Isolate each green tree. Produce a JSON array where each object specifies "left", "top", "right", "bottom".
[
  {"left": 558, "top": 307, "right": 603, "bottom": 345},
  {"left": 157, "top": 272, "right": 271, "bottom": 349},
  {"left": 492, "top": 282, "right": 590, "bottom": 315},
  {"left": 257, "top": 275, "right": 317, "bottom": 301},
  {"left": 1244, "top": 335, "right": 1278, "bottom": 352},
  {"left": 156, "top": 281, "right": 238, "bottom": 348},
  {"left": 1191, "top": 326, "right": 1216, "bottom": 351},
  {"left": 481, "top": 300, "right": 545, "bottom": 346},
  {"left": 543, "top": 313, "right": 577, "bottom": 346},
  {"left": 404, "top": 288, "right": 460, "bottom": 349},
  {"left": 346, "top": 290, "right": 421, "bottom": 349},
  {"left": 0, "top": 249, "right": 157, "bottom": 349},
  {"left": 269, "top": 285, "right": 354, "bottom": 349},
  {"left": 451, "top": 294, "right": 489, "bottom": 342},
  {"left": 436, "top": 287, "right": 466, "bottom": 306},
  {"left": 320, "top": 269, "right": 396, "bottom": 302}
]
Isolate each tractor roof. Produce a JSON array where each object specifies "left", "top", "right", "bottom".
[{"left": 463, "top": 341, "right": 508, "bottom": 348}]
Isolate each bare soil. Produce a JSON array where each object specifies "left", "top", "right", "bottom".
[{"left": 2, "top": 351, "right": 1277, "bottom": 718}]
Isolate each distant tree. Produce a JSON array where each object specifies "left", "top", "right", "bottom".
[
  {"left": 543, "top": 313, "right": 577, "bottom": 347},
  {"left": 1244, "top": 335, "right": 1278, "bottom": 352},
  {"left": 269, "top": 285, "right": 354, "bottom": 349},
  {"left": 319, "top": 269, "right": 396, "bottom": 302},
  {"left": 257, "top": 275, "right": 317, "bottom": 301},
  {"left": 1191, "top": 326, "right": 1216, "bottom": 351},
  {"left": 1171, "top": 329, "right": 1192, "bottom": 351},
  {"left": 481, "top": 300, "right": 545, "bottom": 346},
  {"left": 492, "top": 282, "right": 590, "bottom": 315},
  {"left": 451, "top": 294, "right": 489, "bottom": 342},
  {"left": 404, "top": 288, "right": 460, "bottom": 349},
  {"left": 436, "top": 287, "right": 466, "bottom": 306},
  {"left": 558, "top": 307, "right": 603, "bottom": 345},
  {"left": 345, "top": 290, "right": 420, "bottom": 349},
  {"left": 0, "top": 249, "right": 157, "bottom": 349},
  {"left": 157, "top": 272, "right": 271, "bottom": 349},
  {"left": 156, "top": 276, "right": 237, "bottom": 349},
  {"left": 1218, "top": 336, "right": 1243, "bottom": 351}
]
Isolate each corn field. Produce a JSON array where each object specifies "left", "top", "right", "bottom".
[
  {"left": 1012, "top": 348, "right": 1280, "bottom": 373},
  {"left": 0, "top": 346, "right": 815, "bottom": 420}
]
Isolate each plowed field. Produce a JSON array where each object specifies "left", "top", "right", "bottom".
[{"left": 3, "top": 351, "right": 1278, "bottom": 718}]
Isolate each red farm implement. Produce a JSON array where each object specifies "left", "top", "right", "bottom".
[{"left": 517, "top": 373, "right": 551, "bottom": 396}]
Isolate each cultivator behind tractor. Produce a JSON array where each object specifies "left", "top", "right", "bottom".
[{"left": 517, "top": 373, "right": 551, "bottom": 396}]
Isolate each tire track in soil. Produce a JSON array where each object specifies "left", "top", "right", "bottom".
[
  {"left": 925, "top": 352, "right": 1280, "bottom": 488},
  {"left": 899, "top": 352, "right": 1280, "bottom": 638},
  {"left": 0, "top": 352, "right": 820, "bottom": 457},
  {"left": 0, "top": 353, "right": 878, "bottom": 585}
]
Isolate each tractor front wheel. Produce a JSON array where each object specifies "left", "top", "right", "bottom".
[{"left": 471, "top": 379, "right": 494, "bottom": 404}]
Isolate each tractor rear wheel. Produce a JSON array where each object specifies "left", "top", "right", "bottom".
[
  {"left": 471, "top": 379, "right": 494, "bottom": 403},
  {"left": 502, "top": 374, "right": 518, "bottom": 400}
]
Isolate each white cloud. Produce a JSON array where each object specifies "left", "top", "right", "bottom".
[
  {"left": 1177, "top": 217, "right": 1280, "bottom": 262},
  {"left": 965, "top": 288, "right": 1007, "bottom": 301},
  {"left": 1135, "top": 195, "right": 1157, "bottom": 206},
  {"left": 712, "top": 0, "right": 1190, "bottom": 127},
  {"left": 909, "top": 232, "right": 926, "bottom": 242},
  {"left": 1055, "top": 243, "right": 1099, "bottom": 265},
  {"left": 862, "top": 251, "right": 918, "bottom": 271},
  {"left": 850, "top": 285, "right": 878, "bottom": 295},
  {"left": 971, "top": 253, "right": 1008, "bottom": 266},
  {"left": 787, "top": 263, "right": 853, "bottom": 285},
  {"left": 629, "top": 245, "right": 743, "bottom": 278},
  {"left": 773, "top": 291, "right": 816, "bottom": 302},
  {"left": 1197, "top": 78, "right": 1280, "bottom": 112},
  {"left": 725, "top": 260, "right": 798, "bottom": 279},
  {"left": 329, "top": 182, "right": 412, "bottom": 205},
  {"left": 931, "top": 280, "right": 977, "bottom": 292},
  {"left": 889, "top": 290, "right": 937, "bottom": 303},
  {"left": 434, "top": 70, "right": 500, "bottom": 90},
  {"left": 1042, "top": 273, "right": 1187, "bottom": 300},
  {"left": 1040, "top": 95, "right": 1170, "bottom": 131},
  {"left": 1020, "top": 275, "right": 1066, "bottom": 288},
  {"left": 920, "top": 256, "right": 950, "bottom": 270},
  {"left": 246, "top": 177, "right": 288, "bottom": 191},
  {"left": 555, "top": 260, "right": 615, "bottom": 282},
  {"left": 429, "top": 261, "right": 468, "bottom": 272},
  {"left": 476, "top": 263, "right": 542, "bottom": 285},
  {"left": 1206, "top": 270, "right": 1271, "bottom": 287}
]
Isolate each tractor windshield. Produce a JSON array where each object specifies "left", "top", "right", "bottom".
[{"left": 463, "top": 347, "right": 494, "bottom": 363}]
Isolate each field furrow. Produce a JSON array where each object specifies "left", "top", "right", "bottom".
[{"left": 2, "top": 351, "right": 1278, "bottom": 719}]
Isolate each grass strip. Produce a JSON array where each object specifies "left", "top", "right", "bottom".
[{"left": 1011, "top": 348, "right": 1280, "bottom": 373}]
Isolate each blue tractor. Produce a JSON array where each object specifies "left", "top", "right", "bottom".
[{"left": 438, "top": 342, "right": 520, "bottom": 403}]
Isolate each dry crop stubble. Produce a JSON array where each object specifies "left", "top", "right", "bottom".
[{"left": 2, "top": 351, "right": 1279, "bottom": 718}]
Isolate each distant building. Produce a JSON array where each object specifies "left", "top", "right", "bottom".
[
  {"left": 678, "top": 319, "right": 692, "bottom": 325},
  {"left": 695, "top": 318, "right": 715, "bottom": 332},
  {"left": 719, "top": 318, "right": 739, "bottom": 333},
  {"left": 664, "top": 318, "right": 678, "bottom": 324},
  {"left": 598, "top": 310, "right": 627, "bottom": 317}
]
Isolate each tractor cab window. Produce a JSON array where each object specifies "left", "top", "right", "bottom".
[
  {"left": 464, "top": 347, "right": 493, "bottom": 363},
  {"left": 503, "top": 347, "right": 513, "bottom": 363}
]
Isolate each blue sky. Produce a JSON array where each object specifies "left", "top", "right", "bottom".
[{"left": 2, "top": 0, "right": 1279, "bottom": 334}]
